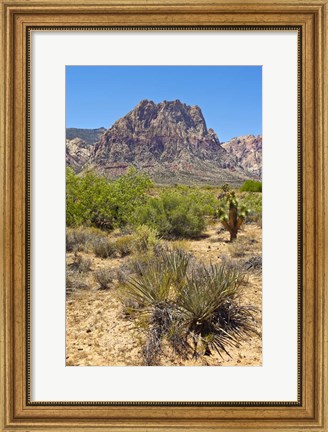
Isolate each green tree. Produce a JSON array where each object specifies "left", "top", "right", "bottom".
[{"left": 66, "top": 167, "right": 153, "bottom": 229}]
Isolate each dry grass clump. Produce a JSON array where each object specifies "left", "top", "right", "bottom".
[
  {"left": 66, "top": 227, "right": 106, "bottom": 252},
  {"left": 69, "top": 253, "right": 92, "bottom": 273},
  {"left": 228, "top": 237, "right": 249, "bottom": 257},
  {"left": 94, "top": 268, "right": 114, "bottom": 290},
  {"left": 66, "top": 271, "right": 89, "bottom": 295},
  {"left": 119, "top": 248, "right": 257, "bottom": 365},
  {"left": 93, "top": 238, "right": 116, "bottom": 258},
  {"left": 115, "top": 235, "right": 135, "bottom": 257}
]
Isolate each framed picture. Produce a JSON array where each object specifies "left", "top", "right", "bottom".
[{"left": 1, "top": 0, "right": 327, "bottom": 431}]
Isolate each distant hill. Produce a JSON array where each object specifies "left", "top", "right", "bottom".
[
  {"left": 66, "top": 100, "right": 262, "bottom": 185},
  {"left": 222, "top": 135, "right": 262, "bottom": 178},
  {"left": 66, "top": 127, "right": 106, "bottom": 145}
]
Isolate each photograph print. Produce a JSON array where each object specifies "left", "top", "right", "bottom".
[{"left": 65, "top": 66, "right": 262, "bottom": 366}]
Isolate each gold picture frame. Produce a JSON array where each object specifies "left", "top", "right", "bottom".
[{"left": 0, "top": 0, "right": 327, "bottom": 430}]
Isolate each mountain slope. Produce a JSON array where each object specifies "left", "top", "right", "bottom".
[
  {"left": 66, "top": 127, "right": 106, "bottom": 145},
  {"left": 222, "top": 135, "right": 262, "bottom": 178},
  {"left": 88, "top": 99, "right": 251, "bottom": 184},
  {"left": 66, "top": 100, "right": 262, "bottom": 185}
]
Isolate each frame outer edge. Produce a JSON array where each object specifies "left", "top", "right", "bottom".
[
  {"left": 0, "top": 0, "right": 5, "bottom": 430},
  {"left": 1, "top": 0, "right": 328, "bottom": 430},
  {"left": 322, "top": 1, "right": 328, "bottom": 430}
]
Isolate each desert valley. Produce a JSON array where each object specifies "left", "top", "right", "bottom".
[{"left": 66, "top": 99, "right": 263, "bottom": 366}]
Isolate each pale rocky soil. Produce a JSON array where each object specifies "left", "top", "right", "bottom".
[{"left": 66, "top": 224, "right": 262, "bottom": 367}]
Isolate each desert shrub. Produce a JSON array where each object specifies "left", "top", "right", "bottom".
[
  {"left": 93, "top": 238, "right": 116, "bottom": 258},
  {"left": 66, "top": 167, "right": 153, "bottom": 229},
  {"left": 68, "top": 253, "right": 92, "bottom": 273},
  {"left": 240, "top": 180, "right": 262, "bottom": 192},
  {"left": 115, "top": 235, "right": 135, "bottom": 257},
  {"left": 239, "top": 192, "right": 262, "bottom": 226},
  {"left": 94, "top": 268, "right": 114, "bottom": 289},
  {"left": 133, "top": 187, "right": 216, "bottom": 238},
  {"left": 66, "top": 271, "right": 89, "bottom": 295},
  {"left": 132, "top": 225, "right": 159, "bottom": 252},
  {"left": 117, "top": 262, "right": 135, "bottom": 285},
  {"left": 66, "top": 228, "right": 87, "bottom": 252},
  {"left": 66, "top": 227, "right": 106, "bottom": 252},
  {"left": 228, "top": 238, "right": 248, "bottom": 258}
]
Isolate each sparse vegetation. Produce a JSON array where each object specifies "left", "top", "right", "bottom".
[
  {"left": 66, "top": 171, "right": 262, "bottom": 366},
  {"left": 69, "top": 253, "right": 92, "bottom": 273},
  {"left": 66, "top": 227, "right": 106, "bottom": 252},
  {"left": 93, "top": 238, "right": 116, "bottom": 258},
  {"left": 94, "top": 268, "right": 114, "bottom": 290},
  {"left": 115, "top": 235, "right": 135, "bottom": 257},
  {"left": 244, "top": 255, "right": 262, "bottom": 272},
  {"left": 66, "top": 271, "right": 89, "bottom": 295}
]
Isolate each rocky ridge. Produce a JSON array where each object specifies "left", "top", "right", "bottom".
[
  {"left": 66, "top": 99, "right": 262, "bottom": 185},
  {"left": 222, "top": 135, "right": 262, "bottom": 178}
]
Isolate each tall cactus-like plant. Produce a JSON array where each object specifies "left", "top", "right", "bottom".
[{"left": 217, "top": 184, "right": 248, "bottom": 242}]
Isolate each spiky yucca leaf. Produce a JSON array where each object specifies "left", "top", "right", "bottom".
[{"left": 122, "top": 267, "right": 172, "bottom": 309}]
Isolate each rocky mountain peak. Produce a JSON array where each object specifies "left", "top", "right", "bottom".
[{"left": 66, "top": 99, "right": 262, "bottom": 185}]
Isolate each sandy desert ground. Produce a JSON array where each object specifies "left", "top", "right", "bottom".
[{"left": 66, "top": 224, "right": 262, "bottom": 367}]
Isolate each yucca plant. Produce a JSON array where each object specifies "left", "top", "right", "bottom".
[
  {"left": 121, "top": 266, "right": 176, "bottom": 365},
  {"left": 119, "top": 250, "right": 256, "bottom": 364},
  {"left": 122, "top": 265, "right": 173, "bottom": 309},
  {"left": 155, "top": 247, "right": 191, "bottom": 288},
  {"left": 176, "top": 263, "right": 254, "bottom": 357}
]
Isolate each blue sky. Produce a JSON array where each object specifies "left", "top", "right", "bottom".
[{"left": 66, "top": 66, "right": 262, "bottom": 142}]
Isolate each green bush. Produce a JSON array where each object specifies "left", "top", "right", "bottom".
[
  {"left": 239, "top": 192, "right": 262, "bottom": 225},
  {"left": 66, "top": 167, "right": 153, "bottom": 229},
  {"left": 133, "top": 187, "right": 216, "bottom": 238},
  {"left": 240, "top": 180, "right": 262, "bottom": 192},
  {"left": 132, "top": 225, "right": 159, "bottom": 252}
]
